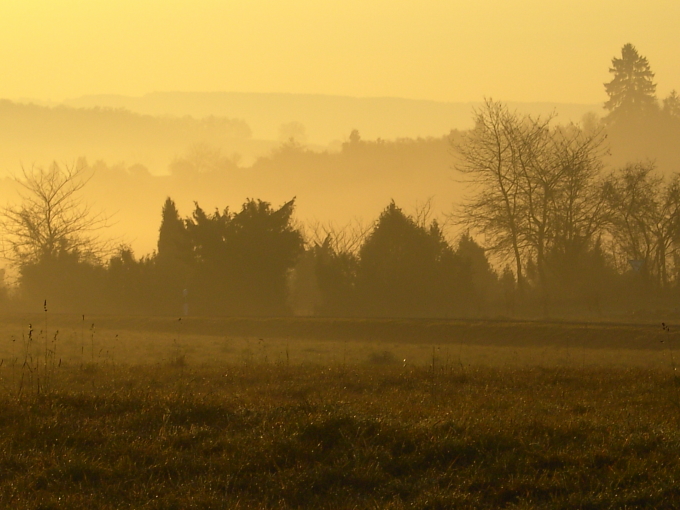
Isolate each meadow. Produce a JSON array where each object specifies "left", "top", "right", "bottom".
[{"left": 0, "top": 315, "right": 679, "bottom": 509}]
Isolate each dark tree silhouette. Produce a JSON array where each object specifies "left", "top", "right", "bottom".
[
  {"left": 154, "top": 198, "right": 193, "bottom": 314},
  {"left": 223, "top": 199, "right": 304, "bottom": 315},
  {"left": 603, "top": 163, "right": 680, "bottom": 288},
  {"left": 184, "top": 198, "right": 304, "bottom": 316},
  {"left": 157, "top": 198, "right": 191, "bottom": 266},
  {"left": 311, "top": 236, "right": 359, "bottom": 316},
  {"left": 454, "top": 100, "right": 528, "bottom": 294},
  {"left": 455, "top": 100, "right": 607, "bottom": 314},
  {"left": 107, "top": 246, "right": 153, "bottom": 314},
  {"left": 604, "top": 43, "right": 658, "bottom": 123},
  {"left": 663, "top": 90, "right": 680, "bottom": 118},
  {"left": 456, "top": 232, "right": 498, "bottom": 313},
  {"left": 357, "top": 202, "right": 464, "bottom": 317}
]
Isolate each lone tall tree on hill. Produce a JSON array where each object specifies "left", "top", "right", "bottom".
[{"left": 604, "top": 43, "right": 657, "bottom": 122}]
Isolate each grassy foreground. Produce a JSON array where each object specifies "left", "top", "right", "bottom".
[{"left": 1, "top": 360, "right": 680, "bottom": 509}]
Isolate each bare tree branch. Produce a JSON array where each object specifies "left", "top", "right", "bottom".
[{"left": 0, "top": 161, "right": 114, "bottom": 265}]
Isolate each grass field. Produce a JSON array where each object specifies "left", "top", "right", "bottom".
[{"left": 1, "top": 314, "right": 679, "bottom": 508}]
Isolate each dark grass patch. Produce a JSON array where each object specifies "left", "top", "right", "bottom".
[{"left": 1, "top": 364, "right": 680, "bottom": 508}]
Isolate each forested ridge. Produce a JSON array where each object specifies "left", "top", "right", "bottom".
[{"left": 1, "top": 44, "right": 680, "bottom": 319}]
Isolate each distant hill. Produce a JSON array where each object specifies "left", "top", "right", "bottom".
[
  {"left": 0, "top": 100, "right": 271, "bottom": 174},
  {"left": 2, "top": 92, "right": 677, "bottom": 261},
  {"left": 64, "top": 92, "right": 601, "bottom": 145}
]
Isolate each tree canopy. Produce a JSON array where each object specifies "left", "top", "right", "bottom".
[{"left": 604, "top": 43, "right": 658, "bottom": 123}]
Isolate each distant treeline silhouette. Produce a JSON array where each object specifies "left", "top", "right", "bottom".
[
  {"left": 4, "top": 184, "right": 680, "bottom": 319},
  {"left": 5, "top": 134, "right": 680, "bottom": 318},
  {"left": 3, "top": 43, "right": 680, "bottom": 318},
  {"left": 6, "top": 195, "right": 493, "bottom": 317}
]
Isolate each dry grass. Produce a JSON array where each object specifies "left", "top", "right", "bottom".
[
  {"left": 0, "top": 315, "right": 679, "bottom": 508},
  {"left": 0, "top": 314, "right": 674, "bottom": 369}
]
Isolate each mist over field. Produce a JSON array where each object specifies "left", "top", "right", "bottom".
[
  {"left": 0, "top": 95, "right": 601, "bottom": 257},
  {"left": 2, "top": 42, "right": 680, "bottom": 320},
  {"left": 63, "top": 92, "right": 601, "bottom": 145},
  {"left": 2, "top": 93, "right": 677, "bottom": 261},
  {"left": 4, "top": 3, "right": 680, "bottom": 508}
]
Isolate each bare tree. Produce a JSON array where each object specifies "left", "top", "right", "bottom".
[
  {"left": 306, "top": 218, "right": 372, "bottom": 255},
  {"left": 413, "top": 197, "right": 435, "bottom": 229},
  {"left": 550, "top": 125, "right": 608, "bottom": 252},
  {"left": 651, "top": 176, "right": 680, "bottom": 287},
  {"left": 519, "top": 122, "right": 607, "bottom": 305},
  {"left": 453, "top": 100, "right": 531, "bottom": 293},
  {"left": 0, "top": 161, "right": 112, "bottom": 265},
  {"left": 603, "top": 163, "right": 680, "bottom": 286},
  {"left": 506, "top": 110, "right": 556, "bottom": 300},
  {"left": 454, "top": 100, "right": 607, "bottom": 305}
]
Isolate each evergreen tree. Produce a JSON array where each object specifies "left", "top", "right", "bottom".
[
  {"left": 155, "top": 198, "right": 192, "bottom": 314},
  {"left": 357, "top": 202, "right": 463, "bottom": 317},
  {"left": 157, "top": 197, "right": 191, "bottom": 265},
  {"left": 663, "top": 90, "right": 680, "bottom": 118},
  {"left": 224, "top": 199, "right": 304, "bottom": 315},
  {"left": 311, "top": 236, "right": 359, "bottom": 316},
  {"left": 184, "top": 198, "right": 304, "bottom": 316},
  {"left": 456, "top": 233, "right": 498, "bottom": 313},
  {"left": 604, "top": 43, "right": 658, "bottom": 123}
]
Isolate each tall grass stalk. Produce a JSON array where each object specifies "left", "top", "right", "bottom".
[
  {"left": 662, "top": 322, "right": 680, "bottom": 407},
  {"left": 582, "top": 322, "right": 588, "bottom": 368},
  {"left": 18, "top": 325, "right": 36, "bottom": 398},
  {"left": 10, "top": 335, "right": 16, "bottom": 393},
  {"left": 80, "top": 314, "right": 85, "bottom": 371},
  {"left": 90, "top": 323, "right": 95, "bottom": 364}
]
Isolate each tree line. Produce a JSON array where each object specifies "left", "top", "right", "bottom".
[
  {"left": 0, "top": 173, "right": 498, "bottom": 317},
  {"left": 2, "top": 162, "right": 679, "bottom": 319},
  {"left": 453, "top": 43, "right": 680, "bottom": 316},
  {"left": 1, "top": 43, "right": 679, "bottom": 318},
  {"left": 2, "top": 156, "right": 679, "bottom": 318}
]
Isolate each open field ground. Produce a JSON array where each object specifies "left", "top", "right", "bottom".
[
  {"left": 1, "top": 315, "right": 680, "bottom": 508},
  {"left": 0, "top": 314, "right": 677, "bottom": 369}
]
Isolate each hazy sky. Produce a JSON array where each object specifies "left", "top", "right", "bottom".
[{"left": 2, "top": 1, "right": 678, "bottom": 104}]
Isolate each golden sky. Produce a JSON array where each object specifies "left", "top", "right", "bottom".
[{"left": 2, "top": 0, "right": 678, "bottom": 104}]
